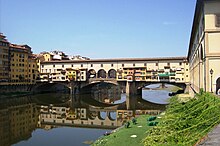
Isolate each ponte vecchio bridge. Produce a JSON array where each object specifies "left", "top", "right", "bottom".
[{"left": 34, "top": 57, "right": 190, "bottom": 96}]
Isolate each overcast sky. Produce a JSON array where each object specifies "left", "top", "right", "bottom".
[{"left": 0, "top": 0, "right": 196, "bottom": 59}]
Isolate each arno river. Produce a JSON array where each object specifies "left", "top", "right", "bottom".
[{"left": 0, "top": 84, "right": 174, "bottom": 146}]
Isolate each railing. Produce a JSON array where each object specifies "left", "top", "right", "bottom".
[{"left": 88, "top": 78, "right": 118, "bottom": 84}]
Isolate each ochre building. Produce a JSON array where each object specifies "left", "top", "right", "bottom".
[{"left": 0, "top": 33, "right": 10, "bottom": 82}]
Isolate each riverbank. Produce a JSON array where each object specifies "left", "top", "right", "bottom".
[
  {"left": 93, "top": 92, "right": 220, "bottom": 146},
  {"left": 92, "top": 115, "right": 160, "bottom": 146},
  {"left": 143, "top": 92, "right": 220, "bottom": 145}
]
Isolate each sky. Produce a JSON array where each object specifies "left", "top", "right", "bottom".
[{"left": 0, "top": 0, "right": 196, "bottom": 59}]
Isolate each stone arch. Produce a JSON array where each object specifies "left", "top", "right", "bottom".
[
  {"left": 97, "top": 69, "right": 107, "bottom": 78},
  {"left": 88, "top": 69, "right": 96, "bottom": 78},
  {"left": 98, "top": 111, "right": 107, "bottom": 120},
  {"left": 216, "top": 77, "right": 220, "bottom": 95},
  {"left": 108, "top": 69, "right": 117, "bottom": 79},
  {"left": 107, "top": 111, "right": 117, "bottom": 121}
]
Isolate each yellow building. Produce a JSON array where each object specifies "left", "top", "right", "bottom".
[
  {"left": 43, "top": 53, "right": 53, "bottom": 62},
  {"left": 9, "top": 44, "right": 37, "bottom": 84},
  {"left": 188, "top": 0, "right": 220, "bottom": 94},
  {"left": 66, "top": 68, "right": 77, "bottom": 81},
  {"left": 28, "top": 55, "right": 39, "bottom": 84},
  {"left": 0, "top": 33, "right": 10, "bottom": 82}
]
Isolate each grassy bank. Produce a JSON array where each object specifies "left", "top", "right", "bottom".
[
  {"left": 143, "top": 92, "right": 220, "bottom": 146},
  {"left": 92, "top": 93, "right": 220, "bottom": 146},
  {"left": 92, "top": 115, "right": 160, "bottom": 146}
]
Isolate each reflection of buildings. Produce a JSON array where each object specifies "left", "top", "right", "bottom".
[
  {"left": 0, "top": 97, "right": 39, "bottom": 146},
  {"left": 39, "top": 105, "right": 122, "bottom": 129},
  {"left": 0, "top": 109, "right": 10, "bottom": 146},
  {"left": 91, "top": 84, "right": 121, "bottom": 103},
  {"left": 0, "top": 93, "right": 165, "bottom": 146},
  {"left": 38, "top": 103, "right": 163, "bottom": 130}
]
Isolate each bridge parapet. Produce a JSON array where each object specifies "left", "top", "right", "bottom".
[{"left": 88, "top": 78, "right": 118, "bottom": 85}]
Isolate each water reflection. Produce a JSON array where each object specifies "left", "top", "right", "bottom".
[
  {"left": 0, "top": 96, "right": 39, "bottom": 146},
  {"left": 0, "top": 90, "right": 167, "bottom": 146}
]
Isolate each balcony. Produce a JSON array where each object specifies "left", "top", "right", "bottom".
[{"left": 158, "top": 72, "right": 175, "bottom": 77}]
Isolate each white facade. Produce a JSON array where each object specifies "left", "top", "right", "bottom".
[
  {"left": 40, "top": 57, "right": 189, "bottom": 83},
  {"left": 188, "top": 0, "right": 220, "bottom": 94}
]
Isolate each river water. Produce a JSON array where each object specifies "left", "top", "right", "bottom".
[{"left": 0, "top": 84, "right": 173, "bottom": 146}]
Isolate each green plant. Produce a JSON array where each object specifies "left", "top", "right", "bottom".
[{"left": 143, "top": 93, "right": 220, "bottom": 146}]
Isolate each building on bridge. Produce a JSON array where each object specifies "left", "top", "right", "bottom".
[
  {"left": 38, "top": 57, "right": 189, "bottom": 84},
  {"left": 188, "top": 0, "right": 220, "bottom": 95}
]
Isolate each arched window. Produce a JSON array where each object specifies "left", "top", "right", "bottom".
[
  {"left": 88, "top": 69, "right": 96, "bottom": 78},
  {"left": 97, "top": 69, "right": 106, "bottom": 78},
  {"left": 216, "top": 77, "right": 220, "bottom": 95},
  {"left": 108, "top": 69, "right": 117, "bottom": 78}
]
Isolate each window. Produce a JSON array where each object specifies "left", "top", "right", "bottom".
[
  {"left": 53, "top": 64, "right": 55, "bottom": 67},
  {"left": 91, "top": 64, "right": 93, "bottom": 67},
  {"left": 144, "top": 63, "right": 146, "bottom": 66},
  {"left": 101, "top": 64, "right": 103, "bottom": 67},
  {"left": 41, "top": 65, "right": 44, "bottom": 68},
  {"left": 167, "top": 63, "right": 170, "bottom": 66},
  {"left": 216, "top": 14, "right": 220, "bottom": 27},
  {"left": 111, "top": 64, "right": 114, "bottom": 67},
  {"left": 133, "top": 63, "right": 135, "bottom": 67},
  {"left": 71, "top": 64, "right": 74, "bottom": 67},
  {"left": 81, "top": 64, "right": 83, "bottom": 67},
  {"left": 62, "top": 64, "right": 64, "bottom": 68},
  {"left": 179, "top": 62, "right": 182, "bottom": 66},
  {"left": 122, "top": 64, "right": 124, "bottom": 67},
  {"left": 156, "top": 63, "right": 158, "bottom": 66}
]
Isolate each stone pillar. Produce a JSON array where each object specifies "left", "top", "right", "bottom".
[
  {"left": 126, "top": 81, "right": 137, "bottom": 110},
  {"left": 184, "top": 83, "right": 190, "bottom": 93},
  {"left": 126, "top": 81, "right": 137, "bottom": 96}
]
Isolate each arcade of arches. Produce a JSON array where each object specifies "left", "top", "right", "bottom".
[{"left": 88, "top": 69, "right": 117, "bottom": 79}]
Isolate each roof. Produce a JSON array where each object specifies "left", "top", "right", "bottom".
[
  {"left": 0, "top": 33, "right": 9, "bottom": 43},
  {"left": 41, "top": 57, "right": 187, "bottom": 64},
  {"left": 187, "top": 0, "right": 220, "bottom": 60},
  {"left": 187, "top": 0, "right": 203, "bottom": 60}
]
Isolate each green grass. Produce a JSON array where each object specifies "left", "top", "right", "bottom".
[
  {"left": 92, "top": 93, "right": 220, "bottom": 146},
  {"left": 143, "top": 92, "right": 220, "bottom": 146},
  {"left": 92, "top": 115, "right": 159, "bottom": 146}
]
